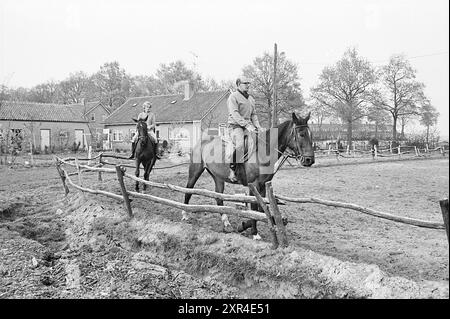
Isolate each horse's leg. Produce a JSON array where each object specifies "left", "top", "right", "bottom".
[
  {"left": 135, "top": 159, "right": 140, "bottom": 192},
  {"left": 181, "top": 162, "right": 205, "bottom": 221},
  {"left": 211, "top": 176, "right": 233, "bottom": 233},
  {"left": 250, "top": 182, "right": 266, "bottom": 240},
  {"left": 142, "top": 157, "right": 157, "bottom": 192},
  {"left": 237, "top": 182, "right": 264, "bottom": 240}
]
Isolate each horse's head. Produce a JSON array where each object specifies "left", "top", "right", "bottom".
[
  {"left": 286, "top": 112, "right": 315, "bottom": 167},
  {"left": 133, "top": 118, "right": 149, "bottom": 143}
]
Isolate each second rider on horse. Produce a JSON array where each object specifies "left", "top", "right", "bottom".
[{"left": 129, "top": 101, "right": 159, "bottom": 159}]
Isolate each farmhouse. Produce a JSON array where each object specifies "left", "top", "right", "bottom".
[
  {"left": 0, "top": 100, "right": 110, "bottom": 153},
  {"left": 103, "top": 86, "right": 230, "bottom": 153}
]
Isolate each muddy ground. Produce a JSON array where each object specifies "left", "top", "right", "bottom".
[{"left": 0, "top": 153, "right": 448, "bottom": 298}]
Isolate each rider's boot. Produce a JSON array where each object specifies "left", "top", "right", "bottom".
[
  {"left": 128, "top": 142, "right": 137, "bottom": 159},
  {"left": 228, "top": 149, "right": 239, "bottom": 183}
]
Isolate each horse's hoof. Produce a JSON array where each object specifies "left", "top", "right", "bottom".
[
  {"left": 181, "top": 210, "right": 189, "bottom": 221},
  {"left": 252, "top": 234, "right": 262, "bottom": 241},
  {"left": 222, "top": 223, "right": 234, "bottom": 233}
]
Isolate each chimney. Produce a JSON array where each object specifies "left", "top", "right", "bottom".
[{"left": 183, "top": 81, "right": 194, "bottom": 101}]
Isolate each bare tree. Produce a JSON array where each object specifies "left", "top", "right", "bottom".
[
  {"left": 29, "top": 81, "right": 61, "bottom": 103},
  {"left": 242, "top": 52, "right": 304, "bottom": 127},
  {"left": 371, "top": 54, "right": 428, "bottom": 142},
  {"left": 419, "top": 100, "right": 439, "bottom": 145},
  {"left": 155, "top": 60, "right": 206, "bottom": 94},
  {"left": 59, "top": 71, "right": 93, "bottom": 104},
  {"left": 311, "top": 48, "right": 376, "bottom": 147},
  {"left": 92, "top": 61, "right": 131, "bottom": 111},
  {"left": 367, "top": 104, "right": 391, "bottom": 139}
]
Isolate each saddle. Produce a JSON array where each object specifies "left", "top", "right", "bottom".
[
  {"left": 230, "top": 134, "right": 257, "bottom": 186},
  {"left": 220, "top": 134, "right": 252, "bottom": 164}
]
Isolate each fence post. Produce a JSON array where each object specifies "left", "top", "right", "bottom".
[
  {"left": 398, "top": 145, "right": 401, "bottom": 157},
  {"left": 115, "top": 165, "right": 133, "bottom": 218},
  {"left": 328, "top": 144, "right": 331, "bottom": 155},
  {"left": 98, "top": 154, "right": 103, "bottom": 181},
  {"left": 248, "top": 184, "right": 279, "bottom": 249},
  {"left": 439, "top": 199, "right": 449, "bottom": 243},
  {"left": 426, "top": 144, "right": 429, "bottom": 153},
  {"left": 266, "top": 181, "right": 288, "bottom": 247},
  {"left": 374, "top": 145, "right": 378, "bottom": 159},
  {"left": 29, "top": 141, "right": 34, "bottom": 166},
  {"left": 389, "top": 141, "right": 392, "bottom": 154},
  {"left": 88, "top": 146, "right": 92, "bottom": 166},
  {"left": 414, "top": 146, "right": 418, "bottom": 157},
  {"left": 346, "top": 145, "right": 350, "bottom": 155},
  {"left": 75, "top": 157, "right": 82, "bottom": 187},
  {"left": 55, "top": 160, "right": 69, "bottom": 196}
]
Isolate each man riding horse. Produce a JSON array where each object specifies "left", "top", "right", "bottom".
[
  {"left": 227, "top": 76, "right": 263, "bottom": 183},
  {"left": 181, "top": 75, "right": 315, "bottom": 239}
]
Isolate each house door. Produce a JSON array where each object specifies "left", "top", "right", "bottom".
[
  {"left": 40, "top": 129, "right": 50, "bottom": 151},
  {"left": 75, "top": 129, "right": 84, "bottom": 148},
  {"left": 102, "top": 128, "right": 111, "bottom": 150}
]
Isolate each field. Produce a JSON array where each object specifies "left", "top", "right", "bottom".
[{"left": 0, "top": 154, "right": 448, "bottom": 298}]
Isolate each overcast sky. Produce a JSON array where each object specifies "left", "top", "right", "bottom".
[{"left": 1, "top": 0, "right": 448, "bottom": 137}]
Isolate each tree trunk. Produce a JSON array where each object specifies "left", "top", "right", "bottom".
[
  {"left": 426, "top": 125, "right": 430, "bottom": 145},
  {"left": 401, "top": 121, "right": 405, "bottom": 139},
  {"left": 266, "top": 98, "right": 272, "bottom": 128},
  {"left": 347, "top": 120, "right": 353, "bottom": 148},
  {"left": 392, "top": 115, "right": 398, "bottom": 141},
  {"left": 375, "top": 121, "right": 378, "bottom": 139}
]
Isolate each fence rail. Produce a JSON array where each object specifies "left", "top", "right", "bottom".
[{"left": 54, "top": 152, "right": 449, "bottom": 249}]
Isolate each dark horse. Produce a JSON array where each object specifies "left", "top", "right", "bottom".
[
  {"left": 182, "top": 112, "right": 315, "bottom": 240},
  {"left": 133, "top": 118, "right": 158, "bottom": 192}
]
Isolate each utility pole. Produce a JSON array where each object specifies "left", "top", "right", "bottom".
[{"left": 271, "top": 43, "right": 278, "bottom": 127}]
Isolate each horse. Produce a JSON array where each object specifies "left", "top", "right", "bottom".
[
  {"left": 132, "top": 118, "right": 159, "bottom": 192},
  {"left": 181, "top": 112, "right": 315, "bottom": 239}
]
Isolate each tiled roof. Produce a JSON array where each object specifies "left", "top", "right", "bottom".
[
  {"left": 0, "top": 100, "right": 87, "bottom": 122},
  {"left": 84, "top": 101, "right": 111, "bottom": 114},
  {"left": 104, "top": 90, "right": 229, "bottom": 125}
]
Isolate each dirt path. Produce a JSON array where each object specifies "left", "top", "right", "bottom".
[
  {"left": 110, "top": 158, "right": 449, "bottom": 283},
  {"left": 0, "top": 157, "right": 448, "bottom": 298},
  {"left": 0, "top": 167, "right": 237, "bottom": 298}
]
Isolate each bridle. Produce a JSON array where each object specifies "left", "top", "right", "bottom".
[
  {"left": 283, "top": 122, "right": 312, "bottom": 161},
  {"left": 136, "top": 122, "right": 149, "bottom": 144},
  {"left": 252, "top": 121, "right": 313, "bottom": 172}
]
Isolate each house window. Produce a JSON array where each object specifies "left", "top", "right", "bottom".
[
  {"left": 90, "top": 113, "right": 95, "bottom": 121},
  {"left": 219, "top": 124, "right": 228, "bottom": 137},
  {"left": 129, "top": 129, "right": 137, "bottom": 140},
  {"left": 112, "top": 130, "right": 124, "bottom": 142},
  {"left": 169, "top": 127, "right": 189, "bottom": 140}
]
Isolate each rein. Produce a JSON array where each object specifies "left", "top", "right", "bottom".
[{"left": 251, "top": 121, "right": 312, "bottom": 173}]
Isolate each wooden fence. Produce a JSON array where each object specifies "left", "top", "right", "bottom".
[
  {"left": 54, "top": 152, "right": 449, "bottom": 249},
  {"left": 314, "top": 144, "right": 448, "bottom": 161}
]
